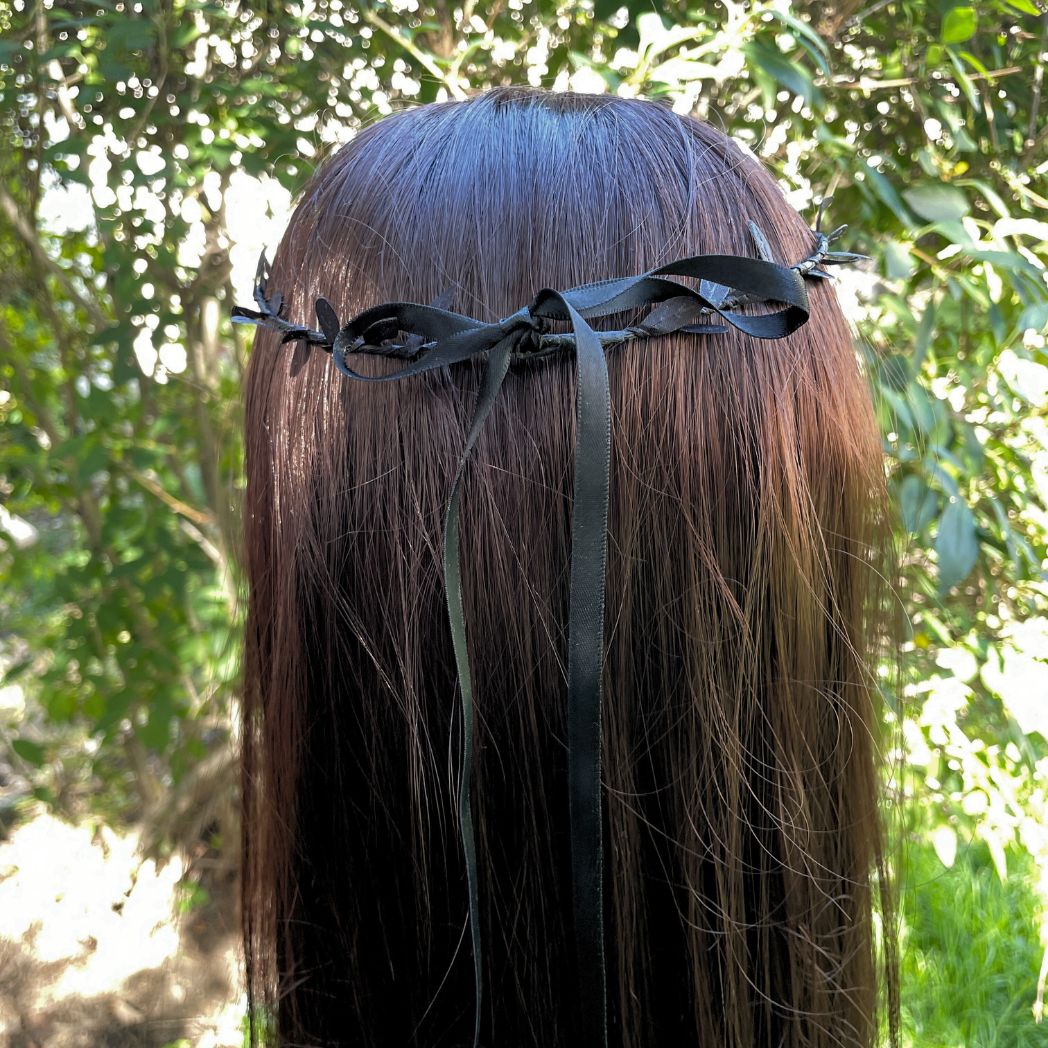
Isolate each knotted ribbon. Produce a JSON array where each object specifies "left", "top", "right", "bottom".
[{"left": 232, "top": 224, "right": 863, "bottom": 1046}]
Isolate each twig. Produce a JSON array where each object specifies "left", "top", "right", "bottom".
[
  {"left": 832, "top": 66, "right": 1021, "bottom": 90},
  {"left": 130, "top": 468, "right": 215, "bottom": 528},
  {"left": 361, "top": 8, "right": 467, "bottom": 99},
  {"left": 1025, "top": 14, "right": 1047, "bottom": 154},
  {"left": 47, "top": 60, "right": 87, "bottom": 129}
]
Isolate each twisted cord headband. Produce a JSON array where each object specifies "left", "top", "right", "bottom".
[{"left": 233, "top": 210, "right": 866, "bottom": 1048}]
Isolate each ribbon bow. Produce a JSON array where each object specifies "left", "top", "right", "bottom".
[{"left": 232, "top": 215, "right": 865, "bottom": 1048}]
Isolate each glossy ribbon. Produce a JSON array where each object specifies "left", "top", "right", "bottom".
[{"left": 304, "top": 252, "right": 812, "bottom": 1048}]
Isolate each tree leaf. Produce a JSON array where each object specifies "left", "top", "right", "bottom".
[
  {"left": 902, "top": 184, "right": 970, "bottom": 223},
  {"left": 912, "top": 296, "right": 938, "bottom": 372},
  {"left": 881, "top": 353, "right": 911, "bottom": 392},
  {"left": 942, "top": 7, "right": 977, "bottom": 44},
  {"left": 936, "top": 498, "right": 980, "bottom": 592},
  {"left": 744, "top": 40, "right": 817, "bottom": 104},
  {"left": 900, "top": 474, "right": 938, "bottom": 533},
  {"left": 11, "top": 738, "right": 46, "bottom": 766},
  {"left": 861, "top": 161, "right": 915, "bottom": 224},
  {"left": 884, "top": 240, "right": 914, "bottom": 280}
]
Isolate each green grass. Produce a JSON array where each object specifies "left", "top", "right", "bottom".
[{"left": 898, "top": 836, "right": 1046, "bottom": 1047}]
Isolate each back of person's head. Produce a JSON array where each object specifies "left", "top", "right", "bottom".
[{"left": 241, "top": 85, "right": 897, "bottom": 1048}]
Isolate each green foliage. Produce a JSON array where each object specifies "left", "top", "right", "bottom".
[
  {"left": 1, "top": 0, "right": 1046, "bottom": 1032},
  {"left": 899, "top": 839, "right": 1045, "bottom": 1046},
  {"left": 175, "top": 874, "right": 212, "bottom": 914},
  {"left": 241, "top": 1007, "right": 276, "bottom": 1048}
]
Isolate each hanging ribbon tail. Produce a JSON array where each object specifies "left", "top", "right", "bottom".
[
  {"left": 558, "top": 295, "right": 613, "bottom": 1048},
  {"left": 442, "top": 333, "right": 516, "bottom": 1048}
]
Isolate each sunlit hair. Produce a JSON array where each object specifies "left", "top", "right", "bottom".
[{"left": 241, "top": 86, "right": 899, "bottom": 1048}]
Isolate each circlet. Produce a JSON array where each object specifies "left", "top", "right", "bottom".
[{"left": 231, "top": 205, "right": 867, "bottom": 366}]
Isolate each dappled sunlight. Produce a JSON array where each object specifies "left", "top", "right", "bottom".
[{"left": 0, "top": 811, "right": 243, "bottom": 1047}]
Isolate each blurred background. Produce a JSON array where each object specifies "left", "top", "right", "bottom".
[{"left": 0, "top": 0, "right": 1046, "bottom": 1045}]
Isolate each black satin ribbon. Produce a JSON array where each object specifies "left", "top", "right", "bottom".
[{"left": 311, "top": 253, "right": 811, "bottom": 1048}]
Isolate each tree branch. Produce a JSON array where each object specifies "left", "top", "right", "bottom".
[{"left": 0, "top": 186, "right": 108, "bottom": 329}]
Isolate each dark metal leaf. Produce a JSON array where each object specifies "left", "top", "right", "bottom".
[
  {"left": 814, "top": 195, "right": 833, "bottom": 232},
  {"left": 254, "top": 249, "right": 269, "bottom": 285},
  {"left": 364, "top": 317, "right": 402, "bottom": 343},
  {"left": 430, "top": 286, "right": 457, "bottom": 311},
  {"left": 822, "top": 251, "right": 871, "bottom": 264},
  {"left": 747, "top": 220, "right": 778, "bottom": 263},
  {"left": 638, "top": 296, "right": 712, "bottom": 335},
  {"left": 315, "top": 299, "right": 341, "bottom": 345},
  {"left": 399, "top": 332, "right": 427, "bottom": 352},
  {"left": 698, "top": 279, "right": 731, "bottom": 307}
]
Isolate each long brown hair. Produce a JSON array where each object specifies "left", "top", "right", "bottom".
[{"left": 241, "top": 86, "right": 898, "bottom": 1048}]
